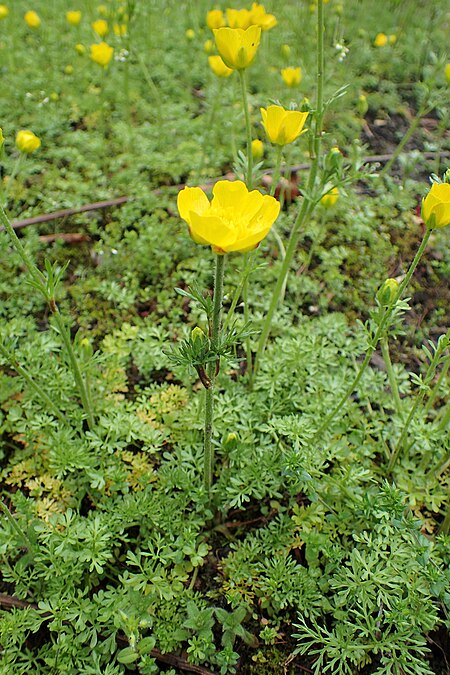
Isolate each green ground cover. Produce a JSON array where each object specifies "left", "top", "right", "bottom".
[{"left": 0, "top": 0, "right": 449, "bottom": 673}]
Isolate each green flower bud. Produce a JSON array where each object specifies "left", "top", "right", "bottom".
[
  {"left": 357, "top": 94, "right": 368, "bottom": 116},
  {"left": 376, "top": 278, "right": 399, "bottom": 306},
  {"left": 191, "top": 326, "right": 206, "bottom": 343}
]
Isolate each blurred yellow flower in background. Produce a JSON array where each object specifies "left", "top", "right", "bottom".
[
  {"left": 444, "top": 63, "right": 450, "bottom": 84},
  {"left": 281, "top": 66, "right": 302, "bottom": 87},
  {"left": 177, "top": 180, "right": 280, "bottom": 254},
  {"left": 374, "top": 32, "right": 387, "bottom": 47},
  {"left": 0, "top": 4, "right": 9, "bottom": 20},
  {"left": 204, "top": 39, "right": 214, "bottom": 54},
  {"left": 113, "top": 23, "right": 127, "bottom": 37},
  {"left": 214, "top": 25, "right": 261, "bottom": 70},
  {"left": 185, "top": 28, "right": 195, "bottom": 40},
  {"left": 90, "top": 41, "right": 113, "bottom": 67},
  {"left": 206, "top": 9, "right": 225, "bottom": 30},
  {"left": 249, "top": 3, "right": 277, "bottom": 30},
  {"left": 92, "top": 19, "right": 108, "bottom": 37},
  {"left": 260, "top": 105, "right": 309, "bottom": 146},
  {"left": 226, "top": 8, "right": 252, "bottom": 29},
  {"left": 16, "top": 130, "right": 41, "bottom": 153},
  {"left": 208, "top": 55, "right": 233, "bottom": 78},
  {"left": 66, "top": 10, "right": 82, "bottom": 26},
  {"left": 24, "top": 10, "right": 41, "bottom": 28},
  {"left": 320, "top": 186, "right": 339, "bottom": 208}
]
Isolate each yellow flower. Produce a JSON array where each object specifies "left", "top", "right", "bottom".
[
  {"left": 90, "top": 41, "right": 114, "bottom": 67},
  {"left": 66, "top": 10, "right": 81, "bottom": 26},
  {"left": 92, "top": 18, "right": 108, "bottom": 37},
  {"left": 281, "top": 66, "right": 302, "bottom": 87},
  {"left": 113, "top": 23, "right": 127, "bottom": 37},
  {"left": 204, "top": 39, "right": 214, "bottom": 54},
  {"left": 260, "top": 105, "right": 309, "bottom": 146},
  {"left": 75, "top": 43, "right": 86, "bottom": 55},
  {"left": 251, "top": 139, "right": 264, "bottom": 159},
  {"left": 24, "top": 10, "right": 41, "bottom": 28},
  {"left": 16, "top": 130, "right": 41, "bottom": 154},
  {"left": 249, "top": 3, "right": 277, "bottom": 31},
  {"left": 226, "top": 8, "right": 252, "bottom": 29},
  {"left": 374, "top": 32, "right": 387, "bottom": 47},
  {"left": 445, "top": 63, "right": 450, "bottom": 84},
  {"left": 177, "top": 180, "right": 280, "bottom": 254},
  {"left": 208, "top": 55, "right": 233, "bottom": 78},
  {"left": 421, "top": 182, "right": 450, "bottom": 229},
  {"left": 320, "top": 186, "right": 339, "bottom": 208},
  {"left": 185, "top": 28, "right": 195, "bottom": 40},
  {"left": 388, "top": 34, "right": 397, "bottom": 45},
  {"left": 206, "top": 9, "right": 225, "bottom": 30},
  {"left": 213, "top": 25, "right": 261, "bottom": 71},
  {"left": 0, "top": 4, "right": 9, "bottom": 20},
  {"left": 97, "top": 4, "right": 108, "bottom": 17}
]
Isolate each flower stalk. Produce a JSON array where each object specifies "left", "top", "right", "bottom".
[
  {"left": 253, "top": 0, "right": 325, "bottom": 376},
  {"left": 203, "top": 254, "right": 226, "bottom": 498},
  {"left": 380, "top": 337, "right": 402, "bottom": 415}
]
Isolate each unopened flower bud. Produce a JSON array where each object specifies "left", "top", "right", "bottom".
[
  {"left": 191, "top": 326, "right": 206, "bottom": 343},
  {"left": 185, "top": 28, "right": 195, "bottom": 40},
  {"left": 280, "top": 43, "right": 291, "bottom": 60},
  {"left": 376, "top": 278, "right": 399, "bottom": 306},
  {"left": 320, "top": 187, "right": 339, "bottom": 208},
  {"left": 224, "top": 432, "right": 238, "bottom": 448},
  {"left": 251, "top": 139, "right": 264, "bottom": 160}
]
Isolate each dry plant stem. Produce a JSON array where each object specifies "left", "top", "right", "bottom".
[
  {"left": 311, "top": 228, "right": 432, "bottom": 444},
  {"left": 203, "top": 254, "right": 225, "bottom": 498},
  {"left": 0, "top": 203, "right": 96, "bottom": 431},
  {"left": 0, "top": 343, "right": 66, "bottom": 424},
  {"left": 253, "top": 0, "right": 325, "bottom": 377},
  {"left": 380, "top": 337, "right": 402, "bottom": 414}
]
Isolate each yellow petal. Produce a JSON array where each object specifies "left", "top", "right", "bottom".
[
  {"left": 211, "top": 180, "right": 249, "bottom": 210},
  {"left": 261, "top": 105, "right": 285, "bottom": 143},
  {"left": 214, "top": 27, "right": 243, "bottom": 69},
  {"left": 280, "top": 110, "right": 309, "bottom": 144},
  {"left": 240, "top": 25, "right": 261, "bottom": 68},
  {"left": 432, "top": 202, "right": 450, "bottom": 228},
  {"left": 177, "top": 187, "right": 210, "bottom": 226},
  {"left": 189, "top": 213, "right": 237, "bottom": 250}
]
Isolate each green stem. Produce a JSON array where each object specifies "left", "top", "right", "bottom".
[
  {"left": 425, "top": 352, "right": 449, "bottom": 414},
  {"left": 387, "top": 393, "right": 424, "bottom": 473},
  {"left": 379, "top": 104, "right": 428, "bottom": 177},
  {"left": 438, "top": 502, "right": 450, "bottom": 536},
  {"left": 270, "top": 145, "right": 283, "bottom": 197},
  {"left": 253, "top": 0, "right": 325, "bottom": 377},
  {"left": 437, "top": 400, "right": 450, "bottom": 432},
  {"left": 311, "top": 228, "right": 432, "bottom": 443},
  {"left": 380, "top": 337, "right": 402, "bottom": 414},
  {"left": 50, "top": 310, "right": 96, "bottom": 430},
  {"left": 203, "top": 254, "right": 225, "bottom": 499},
  {"left": 0, "top": 203, "right": 95, "bottom": 430},
  {"left": 238, "top": 69, "right": 253, "bottom": 189},
  {"left": 0, "top": 342, "right": 66, "bottom": 424}
]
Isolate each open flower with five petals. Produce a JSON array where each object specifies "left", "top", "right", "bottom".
[
  {"left": 177, "top": 180, "right": 280, "bottom": 253},
  {"left": 213, "top": 25, "right": 261, "bottom": 70},
  {"left": 260, "top": 105, "right": 309, "bottom": 146}
]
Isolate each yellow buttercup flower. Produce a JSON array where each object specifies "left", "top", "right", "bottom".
[
  {"left": 281, "top": 66, "right": 302, "bottom": 87},
  {"left": 251, "top": 139, "right": 264, "bottom": 159},
  {"left": 249, "top": 3, "right": 277, "bottom": 31},
  {"left": 90, "top": 41, "right": 114, "bottom": 67},
  {"left": 213, "top": 25, "right": 261, "bottom": 71},
  {"left": 445, "top": 63, "right": 450, "bottom": 84},
  {"left": 421, "top": 182, "right": 450, "bottom": 229},
  {"left": 0, "top": 4, "right": 9, "bottom": 20},
  {"left": 260, "top": 105, "right": 309, "bottom": 146},
  {"left": 177, "top": 180, "right": 280, "bottom": 254},
  {"left": 374, "top": 32, "right": 387, "bottom": 47},
  {"left": 206, "top": 9, "right": 225, "bottom": 30},
  {"left": 24, "top": 10, "right": 41, "bottom": 28},
  {"left": 92, "top": 18, "right": 108, "bottom": 37},
  {"left": 208, "top": 55, "right": 233, "bottom": 78},
  {"left": 320, "top": 186, "right": 339, "bottom": 208},
  {"left": 226, "top": 8, "right": 252, "bottom": 29},
  {"left": 66, "top": 10, "right": 82, "bottom": 26},
  {"left": 16, "top": 130, "right": 41, "bottom": 153}
]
